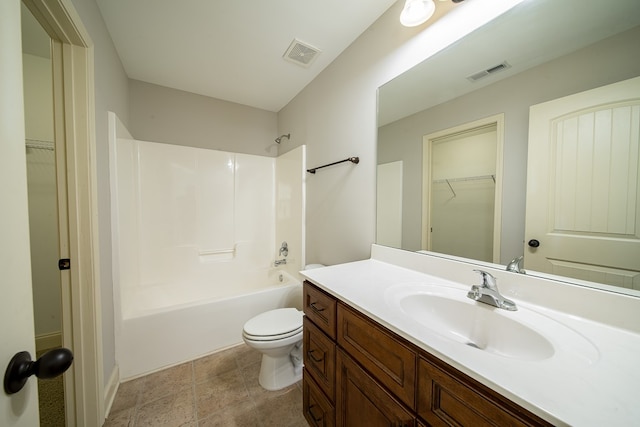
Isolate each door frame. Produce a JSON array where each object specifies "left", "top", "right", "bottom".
[
  {"left": 23, "top": 0, "right": 103, "bottom": 425},
  {"left": 421, "top": 114, "right": 504, "bottom": 263}
]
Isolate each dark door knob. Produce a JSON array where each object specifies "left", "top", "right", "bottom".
[
  {"left": 528, "top": 239, "right": 540, "bottom": 248},
  {"left": 4, "top": 348, "right": 73, "bottom": 394}
]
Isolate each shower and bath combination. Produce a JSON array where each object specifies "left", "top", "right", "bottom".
[{"left": 275, "top": 133, "right": 290, "bottom": 144}]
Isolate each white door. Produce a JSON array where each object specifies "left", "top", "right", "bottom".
[
  {"left": 1, "top": 1, "right": 40, "bottom": 425},
  {"left": 525, "top": 76, "right": 640, "bottom": 289}
]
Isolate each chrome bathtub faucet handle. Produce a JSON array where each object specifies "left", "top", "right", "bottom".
[{"left": 279, "top": 241, "right": 288, "bottom": 257}]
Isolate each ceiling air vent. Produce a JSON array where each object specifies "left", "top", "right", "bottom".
[
  {"left": 283, "top": 39, "right": 321, "bottom": 68},
  {"left": 467, "top": 61, "right": 511, "bottom": 82}
]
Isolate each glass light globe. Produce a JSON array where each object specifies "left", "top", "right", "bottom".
[{"left": 400, "top": 0, "right": 436, "bottom": 27}]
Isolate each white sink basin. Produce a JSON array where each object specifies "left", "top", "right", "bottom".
[{"left": 386, "top": 283, "right": 599, "bottom": 363}]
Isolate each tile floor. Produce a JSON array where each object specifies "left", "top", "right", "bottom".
[{"left": 104, "top": 344, "right": 308, "bottom": 427}]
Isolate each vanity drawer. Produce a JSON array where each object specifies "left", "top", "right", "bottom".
[
  {"left": 303, "top": 370, "right": 336, "bottom": 427},
  {"left": 337, "top": 302, "right": 417, "bottom": 409},
  {"left": 336, "top": 349, "right": 415, "bottom": 427},
  {"left": 304, "top": 281, "right": 337, "bottom": 339},
  {"left": 417, "top": 355, "right": 553, "bottom": 427},
  {"left": 304, "top": 316, "right": 336, "bottom": 402}
]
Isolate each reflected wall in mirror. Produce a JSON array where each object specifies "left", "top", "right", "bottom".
[{"left": 377, "top": 0, "right": 640, "bottom": 296}]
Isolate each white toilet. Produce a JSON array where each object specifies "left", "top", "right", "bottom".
[
  {"left": 242, "top": 307, "right": 304, "bottom": 391},
  {"left": 242, "top": 264, "right": 325, "bottom": 390}
]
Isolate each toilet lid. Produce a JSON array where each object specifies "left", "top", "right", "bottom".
[
  {"left": 243, "top": 326, "right": 302, "bottom": 342},
  {"left": 243, "top": 308, "right": 302, "bottom": 337}
]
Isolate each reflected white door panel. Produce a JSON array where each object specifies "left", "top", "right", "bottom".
[{"left": 525, "top": 76, "right": 640, "bottom": 289}]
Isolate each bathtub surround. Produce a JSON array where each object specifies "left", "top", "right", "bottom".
[{"left": 109, "top": 113, "right": 305, "bottom": 379}]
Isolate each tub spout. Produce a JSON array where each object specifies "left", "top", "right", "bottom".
[{"left": 274, "top": 259, "right": 287, "bottom": 267}]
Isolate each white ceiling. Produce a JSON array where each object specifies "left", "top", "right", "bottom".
[{"left": 96, "top": 0, "right": 399, "bottom": 112}]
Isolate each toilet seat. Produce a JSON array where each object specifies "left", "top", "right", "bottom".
[{"left": 242, "top": 308, "right": 303, "bottom": 342}]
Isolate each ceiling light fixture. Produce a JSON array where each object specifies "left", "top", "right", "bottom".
[{"left": 400, "top": 0, "right": 436, "bottom": 27}]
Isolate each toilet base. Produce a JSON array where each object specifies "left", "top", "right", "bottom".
[{"left": 257, "top": 345, "right": 303, "bottom": 391}]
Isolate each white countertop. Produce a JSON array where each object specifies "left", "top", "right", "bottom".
[{"left": 301, "top": 248, "right": 640, "bottom": 426}]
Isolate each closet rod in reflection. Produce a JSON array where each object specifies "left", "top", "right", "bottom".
[
  {"left": 25, "top": 139, "right": 54, "bottom": 151},
  {"left": 307, "top": 156, "right": 359, "bottom": 174},
  {"left": 432, "top": 174, "right": 495, "bottom": 184}
]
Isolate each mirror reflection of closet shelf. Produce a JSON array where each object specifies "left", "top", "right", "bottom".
[{"left": 433, "top": 174, "right": 496, "bottom": 197}]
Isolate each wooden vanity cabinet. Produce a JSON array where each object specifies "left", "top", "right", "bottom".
[
  {"left": 417, "top": 354, "right": 553, "bottom": 427},
  {"left": 303, "top": 316, "right": 336, "bottom": 400},
  {"left": 303, "top": 281, "right": 337, "bottom": 339},
  {"left": 302, "top": 280, "right": 551, "bottom": 427},
  {"left": 303, "top": 282, "right": 338, "bottom": 427},
  {"left": 303, "top": 372, "right": 335, "bottom": 427},
  {"left": 337, "top": 303, "right": 416, "bottom": 409},
  {"left": 336, "top": 348, "right": 415, "bottom": 427}
]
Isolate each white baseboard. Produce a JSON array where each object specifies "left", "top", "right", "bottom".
[
  {"left": 103, "top": 364, "right": 120, "bottom": 420},
  {"left": 36, "top": 331, "right": 62, "bottom": 352}
]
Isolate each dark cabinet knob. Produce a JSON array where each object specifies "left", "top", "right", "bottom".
[
  {"left": 4, "top": 348, "right": 73, "bottom": 394},
  {"left": 528, "top": 239, "right": 540, "bottom": 248}
]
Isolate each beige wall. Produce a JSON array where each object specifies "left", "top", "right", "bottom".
[
  {"left": 129, "top": 80, "right": 278, "bottom": 156},
  {"left": 22, "top": 54, "right": 53, "bottom": 141},
  {"left": 379, "top": 26, "right": 640, "bottom": 263},
  {"left": 70, "top": 0, "right": 130, "bottom": 387}
]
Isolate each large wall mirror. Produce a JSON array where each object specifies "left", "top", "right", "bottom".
[{"left": 377, "top": 0, "right": 640, "bottom": 296}]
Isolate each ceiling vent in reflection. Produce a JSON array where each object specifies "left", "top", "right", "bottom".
[
  {"left": 283, "top": 39, "right": 321, "bottom": 68},
  {"left": 467, "top": 61, "right": 511, "bottom": 82}
]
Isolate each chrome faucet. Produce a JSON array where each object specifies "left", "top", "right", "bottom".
[
  {"left": 506, "top": 255, "right": 525, "bottom": 274},
  {"left": 275, "top": 241, "right": 288, "bottom": 266},
  {"left": 467, "top": 270, "right": 517, "bottom": 311}
]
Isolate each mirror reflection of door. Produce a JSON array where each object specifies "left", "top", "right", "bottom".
[
  {"left": 526, "top": 76, "right": 640, "bottom": 290},
  {"left": 22, "top": 4, "right": 66, "bottom": 425},
  {"left": 422, "top": 115, "right": 504, "bottom": 263}
]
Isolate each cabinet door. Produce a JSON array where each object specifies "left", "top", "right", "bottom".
[
  {"left": 304, "top": 281, "right": 337, "bottom": 339},
  {"left": 336, "top": 349, "right": 415, "bottom": 427},
  {"left": 304, "top": 316, "right": 336, "bottom": 401},
  {"left": 303, "top": 370, "right": 336, "bottom": 427},
  {"left": 417, "top": 356, "right": 552, "bottom": 427},
  {"left": 337, "top": 303, "right": 416, "bottom": 408}
]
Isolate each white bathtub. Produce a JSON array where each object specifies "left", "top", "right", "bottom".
[{"left": 117, "top": 271, "right": 302, "bottom": 379}]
